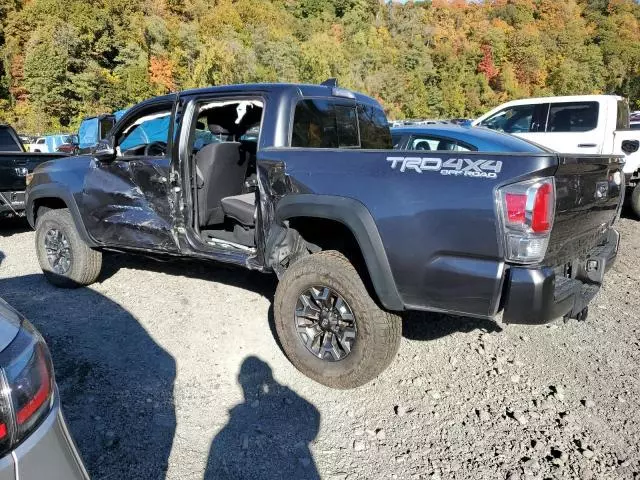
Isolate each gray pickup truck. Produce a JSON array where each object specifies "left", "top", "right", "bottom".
[
  {"left": 0, "top": 125, "right": 66, "bottom": 217},
  {"left": 25, "top": 82, "right": 623, "bottom": 388}
]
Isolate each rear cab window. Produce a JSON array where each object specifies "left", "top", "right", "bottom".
[
  {"left": 408, "top": 135, "right": 476, "bottom": 152},
  {"left": 291, "top": 98, "right": 391, "bottom": 149},
  {"left": 545, "top": 102, "right": 599, "bottom": 132}
]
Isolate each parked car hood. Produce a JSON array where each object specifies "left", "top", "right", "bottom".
[{"left": 0, "top": 297, "right": 23, "bottom": 352}]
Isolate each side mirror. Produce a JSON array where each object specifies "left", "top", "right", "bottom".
[
  {"left": 621, "top": 140, "right": 639, "bottom": 155},
  {"left": 93, "top": 138, "right": 116, "bottom": 161}
]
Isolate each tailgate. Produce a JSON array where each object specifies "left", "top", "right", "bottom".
[
  {"left": 544, "top": 154, "right": 624, "bottom": 266},
  {"left": 0, "top": 152, "right": 68, "bottom": 191}
]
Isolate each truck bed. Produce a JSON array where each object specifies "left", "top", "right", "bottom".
[
  {"left": 0, "top": 152, "right": 68, "bottom": 214},
  {"left": 259, "top": 148, "right": 623, "bottom": 320}
]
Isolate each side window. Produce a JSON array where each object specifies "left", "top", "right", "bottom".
[
  {"left": 616, "top": 100, "right": 630, "bottom": 130},
  {"left": 99, "top": 117, "right": 115, "bottom": 140},
  {"left": 480, "top": 105, "right": 535, "bottom": 134},
  {"left": 78, "top": 119, "right": 98, "bottom": 149},
  {"left": 117, "top": 109, "right": 171, "bottom": 157},
  {"left": 408, "top": 135, "right": 475, "bottom": 152},
  {"left": 546, "top": 102, "right": 598, "bottom": 132},
  {"left": 358, "top": 103, "right": 392, "bottom": 149},
  {"left": 292, "top": 99, "right": 359, "bottom": 148}
]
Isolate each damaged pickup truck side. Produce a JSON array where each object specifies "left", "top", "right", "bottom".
[{"left": 25, "top": 83, "right": 623, "bottom": 388}]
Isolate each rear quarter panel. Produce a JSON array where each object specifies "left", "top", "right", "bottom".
[{"left": 259, "top": 148, "right": 558, "bottom": 316}]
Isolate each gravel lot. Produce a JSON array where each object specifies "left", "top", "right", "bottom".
[{"left": 0, "top": 214, "right": 638, "bottom": 480}]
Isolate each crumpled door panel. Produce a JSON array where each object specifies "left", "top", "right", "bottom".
[{"left": 82, "top": 158, "right": 178, "bottom": 251}]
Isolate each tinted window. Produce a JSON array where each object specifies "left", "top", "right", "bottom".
[
  {"left": 0, "top": 127, "right": 22, "bottom": 152},
  {"left": 631, "top": 123, "right": 640, "bottom": 130},
  {"left": 292, "top": 99, "right": 359, "bottom": 148},
  {"left": 99, "top": 117, "right": 115, "bottom": 139},
  {"left": 335, "top": 105, "right": 359, "bottom": 147},
  {"left": 358, "top": 104, "right": 392, "bottom": 149},
  {"left": 408, "top": 135, "right": 474, "bottom": 152},
  {"left": 616, "top": 100, "right": 630, "bottom": 130},
  {"left": 546, "top": 102, "right": 598, "bottom": 132},
  {"left": 480, "top": 105, "right": 535, "bottom": 134}
]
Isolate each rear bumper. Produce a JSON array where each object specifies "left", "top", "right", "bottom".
[
  {"left": 0, "top": 394, "right": 89, "bottom": 480},
  {"left": 502, "top": 228, "right": 619, "bottom": 324},
  {"left": 0, "top": 191, "right": 26, "bottom": 215}
]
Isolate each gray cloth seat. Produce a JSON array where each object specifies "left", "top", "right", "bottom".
[
  {"left": 195, "top": 141, "right": 248, "bottom": 226},
  {"left": 221, "top": 193, "right": 256, "bottom": 226}
]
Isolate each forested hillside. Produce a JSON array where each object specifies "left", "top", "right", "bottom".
[{"left": 0, "top": 0, "right": 639, "bottom": 133}]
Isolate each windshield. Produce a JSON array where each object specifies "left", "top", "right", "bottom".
[{"left": 480, "top": 105, "right": 534, "bottom": 134}]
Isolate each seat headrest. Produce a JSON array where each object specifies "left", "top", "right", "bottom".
[{"left": 208, "top": 123, "right": 229, "bottom": 135}]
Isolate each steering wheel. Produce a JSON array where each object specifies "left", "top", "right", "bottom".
[{"left": 144, "top": 141, "right": 167, "bottom": 157}]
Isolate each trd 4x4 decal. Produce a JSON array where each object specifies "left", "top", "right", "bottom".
[{"left": 387, "top": 156, "right": 502, "bottom": 179}]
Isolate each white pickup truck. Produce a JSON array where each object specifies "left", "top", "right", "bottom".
[{"left": 473, "top": 95, "right": 640, "bottom": 216}]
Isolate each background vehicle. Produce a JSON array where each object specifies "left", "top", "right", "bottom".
[
  {"left": 390, "top": 124, "right": 542, "bottom": 152},
  {"left": 472, "top": 95, "right": 640, "bottom": 216},
  {"left": 28, "top": 137, "right": 48, "bottom": 153},
  {"left": 0, "top": 125, "right": 67, "bottom": 217},
  {"left": 0, "top": 297, "right": 89, "bottom": 479},
  {"left": 26, "top": 83, "right": 623, "bottom": 389},
  {"left": 77, "top": 110, "right": 127, "bottom": 154},
  {"left": 55, "top": 135, "right": 80, "bottom": 155}
]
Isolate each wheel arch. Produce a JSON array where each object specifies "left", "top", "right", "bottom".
[
  {"left": 27, "top": 185, "right": 97, "bottom": 247},
  {"left": 275, "top": 194, "right": 404, "bottom": 311}
]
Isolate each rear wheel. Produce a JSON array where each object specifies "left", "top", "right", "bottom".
[
  {"left": 274, "top": 250, "right": 401, "bottom": 389},
  {"left": 35, "top": 208, "right": 102, "bottom": 288},
  {"left": 631, "top": 183, "right": 640, "bottom": 219}
]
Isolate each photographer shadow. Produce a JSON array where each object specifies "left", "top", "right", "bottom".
[
  {"left": 0, "top": 266, "right": 176, "bottom": 480},
  {"left": 205, "top": 356, "right": 320, "bottom": 480}
]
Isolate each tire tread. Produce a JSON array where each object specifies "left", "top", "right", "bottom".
[{"left": 274, "top": 250, "right": 401, "bottom": 389}]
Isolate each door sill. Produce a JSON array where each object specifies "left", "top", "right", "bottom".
[{"left": 205, "top": 236, "right": 256, "bottom": 253}]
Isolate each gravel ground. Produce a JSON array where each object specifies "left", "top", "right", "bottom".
[{"left": 0, "top": 215, "right": 638, "bottom": 480}]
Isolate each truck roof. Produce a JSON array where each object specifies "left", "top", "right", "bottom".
[
  {"left": 178, "top": 83, "right": 383, "bottom": 108},
  {"left": 484, "top": 94, "right": 624, "bottom": 108}
]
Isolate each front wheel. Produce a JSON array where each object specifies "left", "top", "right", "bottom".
[
  {"left": 35, "top": 208, "right": 102, "bottom": 288},
  {"left": 274, "top": 250, "right": 401, "bottom": 389}
]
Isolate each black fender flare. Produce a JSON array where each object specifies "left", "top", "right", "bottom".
[
  {"left": 275, "top": 194, "right": 404, "bottom": 311},
  {"left": 26, "top": 184, "right": 97, "bottom": 247}
]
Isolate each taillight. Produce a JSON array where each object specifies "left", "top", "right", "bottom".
[
  {"left": 0, "top": 320, "right": 54, "bottom": 456},
  {"left": 497, "top": 177, "right": 555, "bottom": 264}
]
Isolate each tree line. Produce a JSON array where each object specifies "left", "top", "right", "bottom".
[{"left": 0, "top": 0, "right": 639, "bottom": 133}]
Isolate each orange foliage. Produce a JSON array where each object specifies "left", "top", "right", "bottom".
[
  {"left": 149, "top": 56, "right": 176, "bottom": 93},
  {"left": 9, "top": 55, "right": 27, "bottom": 101}
]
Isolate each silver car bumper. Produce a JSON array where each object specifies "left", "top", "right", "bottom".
[{"left": 0, "top": 393, "right": 89, "bottom": 480}]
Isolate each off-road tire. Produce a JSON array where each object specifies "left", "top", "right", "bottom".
[
  {"left": 631, "top": 184, "right": 640, "bottom": 219},
  {"left": 35, "top": 208, "right": 102, "bottom": 288},
  {"left": 274, "top": 250, "right": 401, "bottom": 389}
]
